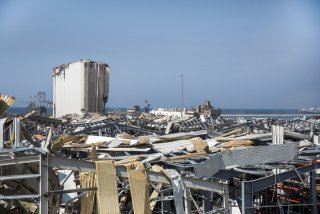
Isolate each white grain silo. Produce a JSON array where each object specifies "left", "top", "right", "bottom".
[{"left": 53, "top": 59, "right": 109, "bottom": 117}]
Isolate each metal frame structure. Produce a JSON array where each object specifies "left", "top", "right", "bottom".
[
  {"left": 1, "top": 112, "right": 319, "bottom": 213},
  {"left": 3, "top": 153, "right": 318, "bottom": 213},
  {"left": 241, "top": 163, "right": 319, "bottom": 214},
  {"left": 0, "top": 153, "right": 230, "bottom": 213}
]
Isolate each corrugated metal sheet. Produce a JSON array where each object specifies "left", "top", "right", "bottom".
[
  {"left": 152, "top": 140, "right": 194, "bottom": 154},
  {"left": 53, "top": 60, "right": 109, "bottom": 117},
  {"left": 195, "top": 143, "right": 299, "bottom": 177}
]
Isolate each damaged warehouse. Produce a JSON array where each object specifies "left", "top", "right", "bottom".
[{"left": 1, "top": 92, "right": 320, "bottom": 213}]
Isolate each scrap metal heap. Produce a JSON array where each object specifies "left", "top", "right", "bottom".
[{"left": 0, "top": 106, "right": 320, "bottom": 213}]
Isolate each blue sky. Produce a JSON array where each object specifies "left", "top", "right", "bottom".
[{"left": 0, "top": 0, "right": 319, "bottom": 109}]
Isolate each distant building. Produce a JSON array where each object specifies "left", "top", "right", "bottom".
[
  {"left": 53, "top": 59, "right": 109, "bottom": 117},
  {"left": 194, "top": 100, "right": 221, "bottom": 118},
  {"left": 150, "top": 100, "right": 221, "bottom": 118}
]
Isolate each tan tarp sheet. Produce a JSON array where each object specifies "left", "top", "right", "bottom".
[
  {"left": 95, "top": 160, "right": 120, "bottom": 214},
  {"left": 190, "top": 137, "right": 209, "bottom": 152},
  {"left": 222, "top": 140, "right": 254, "bottom": 148},
  {"left": 80, "top": 146, "right": 97, "bottom": 214},
  {"left": 125, "top": 161, "right": 151, "bottom": 214}
]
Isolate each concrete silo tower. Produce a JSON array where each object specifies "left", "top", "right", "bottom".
[{"left": 53, "top": 59, "right": 109, "bottom": 117}]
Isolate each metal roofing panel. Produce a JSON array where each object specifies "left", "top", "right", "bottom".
[
  {"left": 152, "top": 140, "right": 193, "bottom": 154},
  {"left": 195, "top": 143, "right": 299, "bottom": 177}
]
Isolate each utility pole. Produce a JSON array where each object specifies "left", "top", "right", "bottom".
[{"left": 181, "top": 74, "right": 184, "bottom": 117}]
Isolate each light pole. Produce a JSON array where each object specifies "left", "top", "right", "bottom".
[{"left": 181, "top": 74, "right": 184, "bottom": 117}]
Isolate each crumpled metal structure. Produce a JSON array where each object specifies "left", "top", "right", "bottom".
[{"left": 0, "top": 106, "right": 319, "bottom": 213}]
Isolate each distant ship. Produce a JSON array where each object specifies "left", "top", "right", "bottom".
[{"left": 300, "top": 107, "right": 320, "bottom": 114}]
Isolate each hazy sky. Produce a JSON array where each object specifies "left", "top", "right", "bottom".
[{"left": 0, "top": 0, "right": 319, "bottom": 109}]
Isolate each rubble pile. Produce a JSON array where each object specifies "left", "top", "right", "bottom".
[{"left": 0, "top": 107, "right": 319, "bottom": 213}]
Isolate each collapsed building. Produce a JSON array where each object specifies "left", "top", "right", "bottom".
[{"left": 0, "top": 100, "right": 319, "bottom": 213}]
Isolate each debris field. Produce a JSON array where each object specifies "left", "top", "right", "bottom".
[{"left": 1, "top": 94, "right": 320, "bottom": 213}]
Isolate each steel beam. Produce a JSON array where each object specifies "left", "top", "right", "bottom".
[
  {"left": 0, "top": 174, "right": 40, "bottom": 181},
  {"left": 163, "top": 169, "right": 187, "bottom": 214},
  {"left": 48, "top": 156, "right": 227, "bottom": 193},
  {"left": 161, "top": 191, "right": 172, "bottom": 214},
  {"left": 202, "top": 191, "right": 213, "bottom": 212},
  {"left": 222, "top": 183, "right": 230, "bottom": 212},
  {"left": 241, "top": 182, "right": 254, "bottom": 214},
  {"left": 310, "top": 170, "right": 317, "bottom": 214},
  {"left": 14, "top": 118, "right": 21, "bottom": 148},
  {"left": 242, "top": 163, "right": 319, "bottom": 214},
  {"left": 48, "top": 187, "right": 97, "bottom": 194},
  {"left": 0, "top": 156, "right": 40, "bottom": 166},
  {"left": 0, "top": 194, "right": 39, "bottom": 200},
  {"left": 284, "top": 130, "right": 309, "bottom": 140},
  {"left": 246, "top": 164, "right": 319, "bottom": 193},
  {"left": 73, "top": 122, "right": 159, "bottom": 135},
  {"left": 39, "top": 155, "right": 48, "bottom": 214},
  {"left": 0, "top": 118, "right": 6, "bottom": 148}
]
